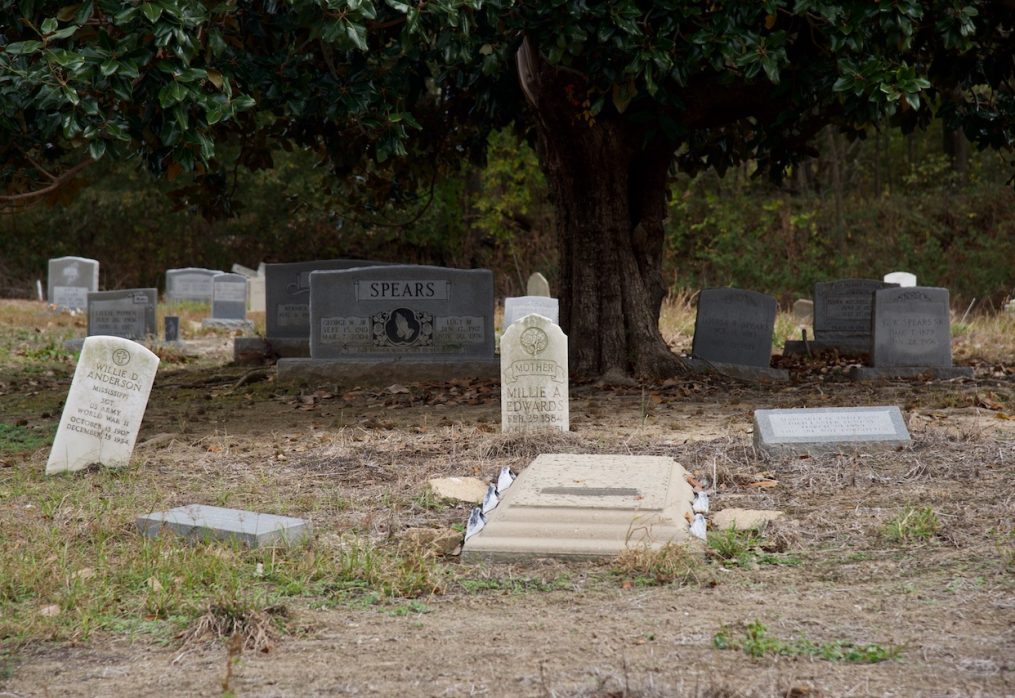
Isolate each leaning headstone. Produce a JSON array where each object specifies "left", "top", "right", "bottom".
[
  {"left": 884, "top": 271, "right": 917, "bottom": 287},
  {"left": 850, "top": 286, "right": 973, "bottom": 380},
  {"left": 164, "top": 316, "right": 180, "bottom": 342},
  {"left": 784, "top": 279, "right": 898, "bottom": 355},
  {"left": 202, "top": 273, "right": 253, "bottom": 331},
  {"left": 87, "top": 289, "right": 157, "bottom": 340},
  {"left": 137, "top": 504, "right": 310, "bottom": 547},
  {"left": 164, "top": 267, "right": 221, "bottom": 303},
  {"left": 753, "top": 406, "right": 912, "bottom": 456},
  {"left": 688, "top": 288, "right": 783, "bottom": 379},
  {"left": 503, "top": 296, "right": 559, "bottom": 330},
  {"left": 46, "top": 336, "right": 159, "bottom": 474},
  {"left": 501, "top": 313, "right": 568, "bottom": 433},
  {"left": 527, "top": 272, "right": 550, "bottom": 297},
  {"left": 48, "top": 256, "right": 99, "bottom": 311},
  {"left": 462, "top": 454, "right": 695, "bottom": 560}
]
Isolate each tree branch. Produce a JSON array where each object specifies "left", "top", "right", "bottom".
[{"left": 0, "top": 159, "right": 93, "bottom": 208}]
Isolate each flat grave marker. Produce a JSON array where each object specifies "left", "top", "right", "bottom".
[
  {"left": 46, "top": 336, "right": 159, "bottom": 474},
  {"left": 501, "top": 313, "right": 568, "bottom": 433},
  {"left": 753, "top": 406, "right": 911, "bottom": 456},
  {"left": 690, "top": 288, "right": 780, "bottom": 374},
  {"left": 462, "top": 454, "right": 695, "bottom": 560},
  {"left": 137, "top": 504, "right": 310, "bottom": 547},
  {"left": 87, "top": 289, "right": 157, "bottom": 340},
  {"left": 48, "top": 256, "right": 99, "bottom": 311},
  {"left": 502, "top": 296, "right": 559, "bottom": 330}
]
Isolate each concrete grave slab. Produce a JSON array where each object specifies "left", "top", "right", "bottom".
[
  {"left": 137, "top": 504, "right": 310, "bottom": 547},
  {"left": 753, "top": 406, "right": 912, "bottom": 456},
  {"left": 691, "top": 288, "right": 777, "bottom": 368},
  {"left": 503, "top": 296, "right": 559, "bottom": 329},
  {"left": 48, "top": 256, "right": 99, "bottom": 311},
  {"left": 47, "top": 336, "right": 159, "bottom": 474},
  {"left": 461, "top": 454, "right": 695, "bottom": 561},
  {"left": 87, "top": 289, "right": 157, "bottom": 340}
]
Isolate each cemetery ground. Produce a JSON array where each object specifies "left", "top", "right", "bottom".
[{"left": 1, "top": 299, "right": 1013, "bottom": 697}]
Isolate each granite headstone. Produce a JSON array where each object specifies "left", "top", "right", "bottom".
[
  {"left": 137, "top": 504, "right": 310, "bottom": 547},
  {"left": 691, "top": 288, "right": 777, "bottom": 368},
  {"left": 753, "top": 406, "right": 912, "bottom": 456},
  {"left": 87, "top": 289, "right": 157, "bottom": 340},
  {"left": 165, "top": 267, "right": 221, "bottom": 303}
]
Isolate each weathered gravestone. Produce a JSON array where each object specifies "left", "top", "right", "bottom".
[
  {"left": 527, "top": 272, "right": 551, "bottom": 297},
  {"left": 277, "top": 265, "right": 499, "bottom": 384},
  {"left": 784, "top": 279, "right": 899, "bottom": 356},
  {"left": 884, "top": 271, "right": 917, "bottom": 287},
  {"left": 462, "top": 454, "right": 695, "bottom": 560},
  {"left": 164, "top": 316, "right": 180, "bottom": 342},
  {"left": 137, "top": 504, "right": 310, "bottom": 547},
  {"left": 48, "top": 256, "right": 99, "bottom": 311},
  {"left": 235, "top": 258, "right": 391, "bottom": 361},
  {"left": 164, "top": 267, "right": 221, "bottom": 303},
  {"left": 753, "top": 406, "right": 912, "bottom": 456},
  {"left": 688, "top": 288, "right": 784, "bottom": 379},
  {"left": 202, "top": 273, "right": 252, "bottom": 330},
  {"left": 501, "top": 314, "right": 568, "bottom": 433},
  {"left": 87, "top": 289, "right": 157, "bottom": 340},
  {"left": 503, "top": 296, "right": 559, "bottom": 329},
  {"left": 850, "top": 286, "right": 973, "bottom": 380},
  {"left": 46, "top": 336, "right": 159, "bottom": 474},
  {"left": 792, "top": 299, "right": 814, "bottom": 324}
]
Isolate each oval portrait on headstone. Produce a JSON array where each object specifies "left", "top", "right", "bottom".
[
  {"left": 520, "top": 327, "right": 549, "bottom": 356},
  {"left": 385, "top": 308, "right": 420, "bottom": 345}
]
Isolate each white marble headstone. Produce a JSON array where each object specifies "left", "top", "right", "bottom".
[
  {"left": 46, "top": 336, "right": 159, "bottom": 474},
  {"left": 527, "top": 272, "right": 550, "bottom": 297},
  {"left": 503, "top": 296, "right": 559, "bottom": 329},
  {"left": 501, "top": 313, "right": 568, "bottom": 432},
  {"left": 883, "top": 271, "right": 917, "bottom": 287}
]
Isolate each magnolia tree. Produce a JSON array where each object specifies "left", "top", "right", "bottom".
[{"left": 2, "top": 0, "right": 1012, "bottom": 377}]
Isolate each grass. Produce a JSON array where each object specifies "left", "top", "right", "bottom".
[
  {"left": 883, "top": 506, "right": 941, "bottom": 543},
  {"left": 612, "top": 543, "right": 714, "bottom": 586},
  {"left": 713, "top": 620, "right": 901, "bottom": 663},
  {"left": 0, "top": 422, "right": 54, "bottom": 454},
  {"left": 705, "top": 526, "right": 799, "bottom": 568}
]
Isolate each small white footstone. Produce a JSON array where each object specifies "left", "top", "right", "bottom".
[
  {"left": 462, "top": 454, "right": 695, "bottom": 560},
  {"left": 137, "top": 504, "right": 310, "bottom": 547},
  {"left": 46, "top": 336, "right": 159, "bottom": 474}
]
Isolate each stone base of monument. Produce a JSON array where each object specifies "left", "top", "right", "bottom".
[
  {"left": 233, "top": 336, "right": 310, "bottom": 364},
  {"left": 782, "top": 338, "right": 870, "bottom": 356},
  {"left": 277, "top": 357, "right": 500, "bottom": 386},
  {"left": 202, "top": 318, "right": 254, "bottom": 332},
  {"left": 682, "top": 357, "right": 788, "bottom": 382},
  {"left": 461, "top": 454, "right": 696, "bottom": 561},
  {"left": 137, "top": 504, "right": 310, "bottom": 547},
  {"left": 848, "top": 365, "right": 974, "bottom": 381}
]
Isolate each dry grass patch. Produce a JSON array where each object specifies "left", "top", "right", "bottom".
[{"left": 612, "top": 543, "right": 715, "bottom": 587}]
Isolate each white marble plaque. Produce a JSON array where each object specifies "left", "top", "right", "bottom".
[
  {"left": 501, "top": 314, "right": 568, "bottom": 433},
  {"left": 46, "top": 336, "right": 159, "bottom": 474},
  {"left": 52, "top": 286, "right": 89, "bottom": 311},
  {"left": 754, "top": 406, "right": 911, "bottom": 456}
]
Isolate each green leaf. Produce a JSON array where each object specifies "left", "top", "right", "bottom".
[
  {"left": 56, "top": 4, "right": 80, "bottom": 21},
  {"left": 141, "top": 3, "right": 163, "bottom": 23},
  {"left": 100, "top": 60, "right": 119, "bottom": 76},
  {"left": 73, "top": 0, "right": 93, "bottom": 25},
  {"left": 62, "top": 86, "right": 80, "bottom": 105},
  {"left": 232, "top": 95, "right": 256, "bottom": 110},
  {"left": 4, "top": 41, "right": 44, "bottom": 55},
  {"left": 88, "top": 139, "right": 106, "bottom": 160},
  {"left": 346, "top": 22, "right": 368, "bottom": 51},
  {"left": 41, "top": 17, "right": 58, "bottom": 34},
  {"left": 48, "top": 26, "right": 79, "bottom": 40}
]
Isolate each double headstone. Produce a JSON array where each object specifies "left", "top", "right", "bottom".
[
  {"left": 46, "top": 336, "right": 159, "bottom": 474},
  {"left": 48, "top": 256, "right": 99, "bottom": 311},
  {"left": 87, "top": 289, "right": 157, "bottom": 340},
  {"left": 500, "top": 313, "right": 568, "bottom": 433},
  {"left": 688, "top": 288, "right": 783, "bottom": 379},
  {"left": 164, "top": 268, "right": 221, "bottom": 303},
  {"left": 850, "top": 287, "right": 972, "bottom": 379}
]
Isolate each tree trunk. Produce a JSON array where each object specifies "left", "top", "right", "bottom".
[{"left": 516, "top": 39, "right": 681, "bottom": 379}]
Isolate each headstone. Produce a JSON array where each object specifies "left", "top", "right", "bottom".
[
  {"left": 870, "top": 287, "right": 958, "bottom": 369},
  {"left": 462, "top": 454, "right": 695, "bottom": 560},
  {"left": 36, "top": 279, "right": 44, "bottom": 302},
  {"left": 690, "top": 288, "right": 777, "bottom": 368},
  {"left": 308, "top": 265, "right": 495, "bottom": 360},
  {"left": 527, "top": 272, "right": 550, "bottom": 297},
  {"left": 86, "top": 289, "right": 157, "bottom": 340},
  {"left": 884, "top": 271, "right": 917, "bottom": 287},
  {"left": 792, "top": 299, "right": 813, "bottom": 324},
  {"left": 231, "top": 263, "right": 257, "bottom": 278},
  {"left": 136, "top": 504, "right": 310, "bottom": 547},
  {"left": 46, "top": 336, "right": 159, "bottom": 474},
  {"left": 814, "top": 278, "right": 897, "bottom": 345},
  {"left": 500, "top": 313, "right": 568, "bottom": 433},
  {"left": 164, "top": 267, "right": 221, "bottom": 303},
  {"left": 264, "top": 259, "right": 392, "bottom": 341},
  {"left": 48, "top": 256, "right": 99, "bottom": 311},
  {"left": 753, "top": 406, "right": 912, "bottom": 456},
  {"left": 164, "top": 316, "right": 180, "bottom": 342},
  {"left": 503, "top": 296, "right": 559, "bottom": 330},
  {"left": 202, "top": 273, "right": 252, "bottom": 330},
  {"left": 247, "top": 275, "right": 266, "bottom": 313}
]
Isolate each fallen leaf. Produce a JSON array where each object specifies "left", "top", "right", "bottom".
[
  {"left": 747, "top": 479, "right": 779, "bottom": 489},
  {"left": 386, "top": 383, "right": 410, "bottom": 394}
]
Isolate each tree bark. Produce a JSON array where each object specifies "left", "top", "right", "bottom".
[{"left": 517, "top": 39, "right": 681, "bottom": 379}]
